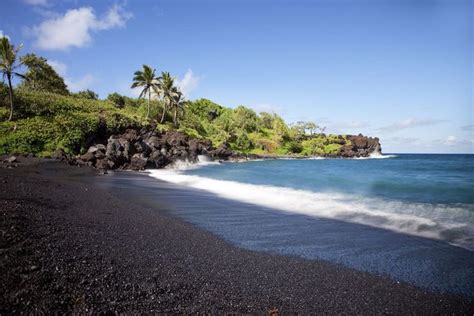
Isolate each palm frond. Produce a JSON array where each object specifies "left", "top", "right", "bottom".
[{"left": 13, "top": 72, "right": 26, "bottom": 80}]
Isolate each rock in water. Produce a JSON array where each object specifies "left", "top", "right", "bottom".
[
  {"left": 340, "top": 135, "right": 381, "bottom": 158},
  {"left": 209, "top": 143, "right": 233, "bottom": 160}
]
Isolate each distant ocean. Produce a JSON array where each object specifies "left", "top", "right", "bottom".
[{"left": 144, "top": 154, "right": 474, "bottom": 295}]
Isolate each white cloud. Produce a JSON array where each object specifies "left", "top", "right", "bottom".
[
  {"left": 440, "top": 136, "right": 473, "bottom": 147},
  {"left": 47, "top": 59, "right": 67, "bottom": 76},
  {"left": 248, "top": 103, "right": 284, "bottom": 114},
  {"left": 66, "top": 74, "right": 95, "bottom": 92},
  {"left": 176, "top": 69, "right": 200, "bottom": 98},
  {"left": 0, "top": 30, "right": 10, "bottom": 40},
  {"left": 46, "top": 59, "right": 93, "bottom": 91},
  {"left": 24, "top": 0, "right": 48, "bottom": 6},
  {"left": 444, "top": 136, "right": 457, "bottom": 146},
  {"left": 30, "top": 4, "right": 132, "bottom": 50},
  {"left": 94, "top": 4, "right": 131, "bottom": 30},
  {"left": 378, "top": 118, "right": 446, "bottom": 133}
]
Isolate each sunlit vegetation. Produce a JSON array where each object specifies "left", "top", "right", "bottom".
[{"left": 0, "top": 37, "right": 350, "bottom": 157}]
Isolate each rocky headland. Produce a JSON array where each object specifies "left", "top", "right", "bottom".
[{"left": 52, "top": 127, "right": 382, "bottom": 172}]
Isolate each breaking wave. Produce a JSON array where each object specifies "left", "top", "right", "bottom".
[
  {"left": 147, "top": 169, "right": 474, "bottom": 251},
  {"left": 354, "top": 152, "right": 398, "bottom": 159},
  {"left": 165, "top": 155, "right": 221, "bottom": 170}
]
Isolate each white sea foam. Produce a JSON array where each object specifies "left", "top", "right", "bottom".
[
  {"left": 165, "top": 155, "right": 221, "bottom": 170},
  {"left": 353, "top": 152, "right": 398, "bottom": 159},
  {"left": 368, "top": 152, "right": 398, "bottom": 159},
  {"left": 147, "top": 169, "right": 474, "bottom": 251}
]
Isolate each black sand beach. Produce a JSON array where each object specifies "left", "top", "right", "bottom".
[{"left": 1, "top": 158, "right": 473, "bottom": 314}]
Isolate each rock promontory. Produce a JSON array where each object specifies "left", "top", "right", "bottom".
[{"left": 54, "top": 127, "right": 383, "bottom": 172}]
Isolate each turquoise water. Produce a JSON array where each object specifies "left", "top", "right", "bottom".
[
  {"left": 151, "top": 154, "right": 474, "bottom": 250},
  {"left": 142, "top": 154, "right": 474, "bottom": 295},
  {"left": 185, "top": 154, "right": 474, "bottom": 205}
]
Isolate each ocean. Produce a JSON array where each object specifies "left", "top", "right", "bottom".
[{"left": 143, "top": 154, "right": 474, "bottom": 295}]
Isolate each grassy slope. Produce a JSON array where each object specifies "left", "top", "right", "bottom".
[{"left": 0, "top": 89, "right": 350, "bottom": 157}]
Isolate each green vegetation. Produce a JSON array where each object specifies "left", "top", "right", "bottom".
[
  {"left": 0, "top": 89, "right": 145, "bottom": 157},
  {"left": 18, "top": 54, "right": 68, "bottom": 95},
  {"left": 72, "top": 89, "right": 99, "bottom": 100},
  {"left": 158, "top": 71, "right": 176, "bottom": 124},
  {"left": 131, "top": 65, "right": 160, "bottom": 120},
  {"left": 0, "top": 37, "right": 351, "bottom": 157},
  {"left": 178, "top": 99, "right": 350, "bottom": 156},
  {"left": 0, "top": 37, "right": 25, "bottom": 121}
]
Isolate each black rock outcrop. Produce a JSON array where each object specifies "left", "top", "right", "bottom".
[
  {"left": 70, "top": 128, "right": 382, "bottom": 171},
  {"left": 339, "top": 134, "right": 381, "bottom": 158},
  {"left": 74, "top": 128, "right": 219, "bottom": 172}
]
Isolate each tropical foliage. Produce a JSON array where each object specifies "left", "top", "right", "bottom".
[
  {"left": 158, "top": 71, "right": 175, "bottom": 123},
  {"left": 131, "top": 65, "right": 159, "bottom": 120},
  {"left": 0, "top": 37, "right": 351, "bottom": 157},
  {"left": 72, "top": 89, "right": 99, "bottom": 100},
  {"left": 0, "top": 37, "right": 25, "bottom": 121},
  {"left": 18, "top": 54, "right": 68, "bottom": 95}
]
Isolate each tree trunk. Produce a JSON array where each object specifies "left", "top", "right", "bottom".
[
  {"left": 173, "top": 106, "right": 178, "bottom": 127},
  {"left": 147, "top": 89, "right": 151, "bottom": 120},
  {"left": 160, "top": 99, "right": 167, "bottom": 124},
  {"left": 7, "top": 73, "right": 14, "bottom": 121}
]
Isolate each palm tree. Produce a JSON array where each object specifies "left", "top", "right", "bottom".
[
  {"left": 158, "top": 71, "right": 175, "bottom": 124},
  {"left": 170, "top": 87, "right": 185, "bottom": 127},
  {"left": 0, "top": 37, "right": 25, "bottom": 121},
  {"left": 131, "top": 65, "right": 159, "bottom": 120}
]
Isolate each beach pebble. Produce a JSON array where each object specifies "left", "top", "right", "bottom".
[{"left": 5, "top": 156, "right": 17, "bottom": 163}]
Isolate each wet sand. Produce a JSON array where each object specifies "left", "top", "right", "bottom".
[{"left": 1, "top": 158, "right": 473, "bottom": 313}]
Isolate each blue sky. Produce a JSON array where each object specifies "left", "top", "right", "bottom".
[{"left": 1, "top": 0, "right": 472, "bottom": 153}]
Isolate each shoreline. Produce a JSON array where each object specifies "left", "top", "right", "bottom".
[
  {"left": 112, "top": 166, "right": 474, "bottom": 295},
  {"left": 1, "top": 158, "right": 473, "bottom": 313}
]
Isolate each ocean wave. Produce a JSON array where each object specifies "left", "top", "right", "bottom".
[
  {"left": 353, "top": 153, "right": 398, "bottom": 159},
  {"left": 165, "top": 155, "right": 221, "bottom": 170},
  {"left": 147, "top": 170, "right": 474, "bottom": 251}
]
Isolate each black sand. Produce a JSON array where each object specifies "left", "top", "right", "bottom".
[{"left": 1, "top": 158, "right": 473, "bottom": 314}]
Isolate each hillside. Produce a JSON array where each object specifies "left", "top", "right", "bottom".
[
  {"left": 0, "top": 87, "right": 380, "bottom": 161},
  {"left": 0, "top": 37, "right": 380, "bottom": 163}
]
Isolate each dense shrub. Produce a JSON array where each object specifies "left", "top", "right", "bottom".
[
  {"left": 18, "top": 54, "right": 69, "bottom": 95},
  {"left": 9, "top": 91, "right": 113, "bottom": 118},
  {"left": 0, "top": 89, "right": 350, "bottom": 157},
  {"left": 72, "top": 89, "right": 99, "bottom": 100},
  {"left": 285, "top": 141, "right": 303, "bottom": 154},
  {"left": 0, "top": 91, "right": 143, "bottom": 155},
  {"left": 300, "top": 135, "right": 348, "bottom": 156},
  {"left": 232, "top": 106, "right": 258, "bottom": 133},
  {"left": 234, "top": 132, "right": 254, "bottom": 151},
  {"left": 107, "top": 92, "right": 126, "bottom": 108}
]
